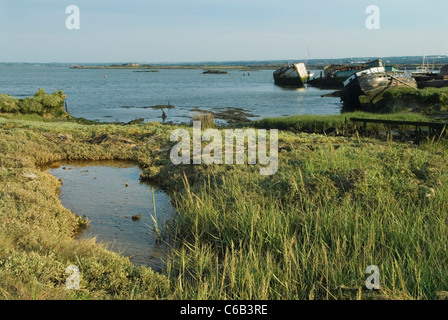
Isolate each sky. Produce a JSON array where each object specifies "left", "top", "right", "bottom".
[{"left": 0, "top": 0, "right": 447, "bottom": 63}]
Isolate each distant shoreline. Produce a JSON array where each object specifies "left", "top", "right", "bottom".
[
  {"left": 2, "top": 55, "right": 448, "bottom": 71},
  {"left": 69, "top": 63, "right": 448, "bottom": 71},
  {"left": 69, "top": 64, "right": 279, "bottom": 70}
]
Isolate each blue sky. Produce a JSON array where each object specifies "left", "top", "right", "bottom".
[{"left": 0, "top": 0, "right": 447, "bottom": 63}]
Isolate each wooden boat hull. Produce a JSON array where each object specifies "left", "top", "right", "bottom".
[
  {"left": 357, "top": 72, "right": 417, "bottom": 96},
  {"left": 341, "top": 67, "right": 417, "bottom": 110},
  {"left": 273, "top": 63, "right": 308, "bottom": 87},
  {"left": 308, "top": 59, "right": 386, "bottom": 89},
  {"left": 418, "top": 79, "right": 448, "bottom": 88},
  {"left": 414, "top": 65, "right": 448, "bottom": 88}
]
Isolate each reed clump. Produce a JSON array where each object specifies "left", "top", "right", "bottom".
[{"left": 191, "top": 111, "right": 215, "bottom": 128}]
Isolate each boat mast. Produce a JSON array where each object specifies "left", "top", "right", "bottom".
[
  {"left": 422, "top": 49, "right": 428, "bottom": 72},
  {"left": 304, "top": 40, "right": 310, "bottom": 65}
]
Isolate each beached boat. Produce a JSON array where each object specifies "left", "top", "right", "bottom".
[
  {"left": 273, "top": 62, "right": 308, "bottom": 87},
  {"left": 411, "top": 66, "right": 439, "bottom": 84},
  {"left": 415, "top": 65, "right": 448, "bottom": 88},
  {"left": 308, "top": 59, "right": 388, "bottom": 89},
  {"left": 325, "top": 59, "right": 384, "bottom": 78},
  {"left": 341, "top": 66, "right": 417, "bottom": 110},
  {"left": 411, "top": 53, "right": 440, "bottom": 84}
]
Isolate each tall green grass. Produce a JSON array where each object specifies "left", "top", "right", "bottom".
[
  {"left": 380, "top": 87, "right": 448, "bottom": 113},
  {"left": 250, "top": 112, "right": 431, "bottom": 134},
  {"left": 383, "top": 87, "right": 448, "bottom": 107},
  {"left": 162, "top": 134, "right": 448, "bottom": 300}
]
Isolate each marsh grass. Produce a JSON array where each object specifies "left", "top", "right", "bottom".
[
  {"left": 250, "top": 112, "right": 431, "bottom": 135},
  {"left": 1, "top": 113, "right": 448, "bottom": 300},
  {"left": 191, "top": 111, "right": 215, "bottom": 129},
  {"left": 384, "top": 87, "right": 448, "bottom": 107},
  {"left": 162, "top": 134, "right": 448, "bottom": 300},
  {"left": 0, "top": 89, "right": 68, "bottom": 117},
  {"left": 374, "top": 87, "right": 448, "bottom": 114}
]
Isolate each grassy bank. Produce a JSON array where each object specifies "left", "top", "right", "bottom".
[
  {"left": 0, "top": 116, "right": 174, "bottom": 299},
  {"left": 1, "top": 112, "right": 448, "bottom": 300},
  {"left": 381, "top": 87, "right": 448, "bottom": 114},
  {"left": 354, "top": 87, "right": 448, "bottom": 116},
  {"left": 250, "top": 112, "right": 431, "bottom": 135},
  {"left": 156, "top": 130, "right": 448, "bottom": 300}
]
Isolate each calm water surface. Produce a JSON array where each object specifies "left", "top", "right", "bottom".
[
  {"left": 49, "top": 161, "right": 175, "bottom": 269},
  {"left": 0, "top": 65, "right": 341, "bottom": 123}
]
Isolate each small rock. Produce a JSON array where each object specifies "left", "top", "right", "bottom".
[
  {"left": 125, "top": 183, "right": 129, "bottom": 187},
  {"left": 23, "top": 173, "right": 38, "bottom": 179},
  {"left": 132, "top": 214, "right": 141, "bottom": 221}
]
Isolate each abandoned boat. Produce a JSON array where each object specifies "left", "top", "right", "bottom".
[
  {"left": 411, "top": 67, "right": 439, "bottom": 83},
  {"left": 415, "top": 65, "right": 448, "bottom": 88},
  {"left": 325, "top": 59, "right": 384, "bottom": 79},
  {"left": 273, "top": 62, "right": 308, "bottom": 87},
  {"left": 308, "top": 59, "right": 389, "bottom": 89},
  {"left": 341, "top": 66, "right": 417, "bottom": 110},
  {"left": 411, "top": 53, "right": 440, "bottom": 84}
]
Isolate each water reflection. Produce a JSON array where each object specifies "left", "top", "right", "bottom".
[{"left": 49, "top": 160, "right": 175, "bottom": 270}]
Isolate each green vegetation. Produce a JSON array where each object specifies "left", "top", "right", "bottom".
[
  {"left": 0, "top": 116, "right": 174, "bottom": 299},
  {"left": 0, "top": 89, "right": 69, "bottom": 118},
  {"left": 355, "top": 87, "right": 448, "bottom": 114},
  {"left": 191, "top": 111, "right": 215, "bottom": 128},
  {"left": 381, "top": 87, "right": 448, "bottom": 114},
  {"left": 152, "top": 129, "right": 448, "bottom": 300},
  {"left": 384, "top": 87, "right": 448, "bottom": 106},
  {"left": 1, "top": 105, "right": 448, "bottom": 300},
  {"left": 250, "top": 112, "right": 431, "bottom": 135}
]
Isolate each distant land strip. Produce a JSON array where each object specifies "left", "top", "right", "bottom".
[
  {"left": 69, "top": 63, "right": 448, "bottom": 71},
  {"left": 69, "top": 64, "right": 279, "bottom": 70},
  {"left": 69, "top": 60, "right": 448, "bottom": 71}
]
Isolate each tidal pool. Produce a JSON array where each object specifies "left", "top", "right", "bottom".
[{"left": 49, "top": 160, "right": 176, "bottom": 270}]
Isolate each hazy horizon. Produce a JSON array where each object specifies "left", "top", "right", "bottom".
[{"left": 0, "top": 0, "right": 447, "bottom": 63}]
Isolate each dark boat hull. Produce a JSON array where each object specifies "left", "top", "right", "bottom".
[
  {"left": 274, "top": 77, "right": 306, "bottom": 86},
  {"left": 273, "top": 63, "right": 308, "bottom": 87},
  {"left": 412, "top": 73, "right": 439, "bottom": 84},
  {"left": 418, "top": 79, "right": 448, "bottom": 88},
  {"left": 308, "top": 59, "right": 385, "bottom": 89},
  {"left": 341, "top": 69, "right": 417, "bottom": 110},
  {"left": 358, "top": 72, "right": 417, "bottom": 96}
]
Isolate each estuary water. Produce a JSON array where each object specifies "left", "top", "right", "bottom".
[{"left": 0, "top": 65, "right": 341, "bottom": 123}]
